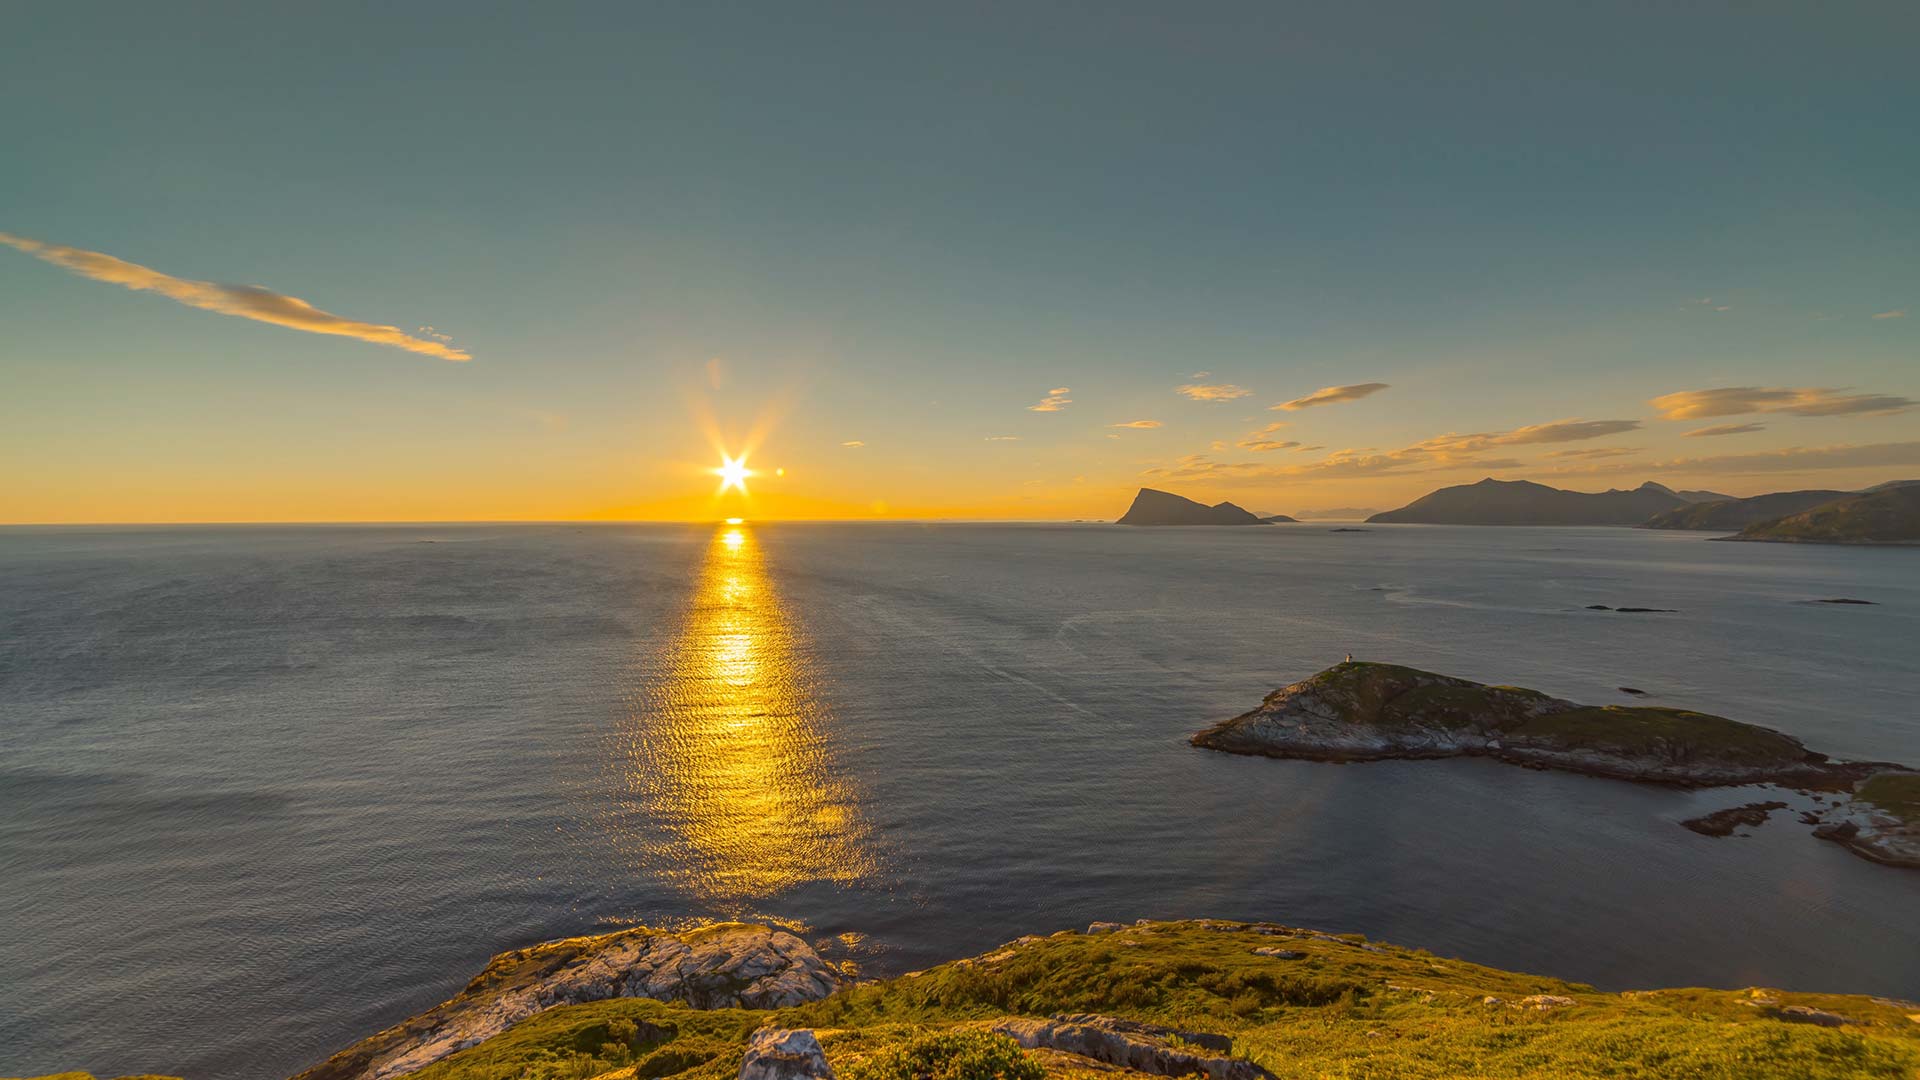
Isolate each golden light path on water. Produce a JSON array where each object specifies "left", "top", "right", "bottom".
[{"left": 616, "top": 523, "right": 878, "bottom": 904}]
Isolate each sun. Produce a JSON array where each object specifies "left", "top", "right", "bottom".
[{"left": 714, "top": 454, "right": 753, "bottom": 493}]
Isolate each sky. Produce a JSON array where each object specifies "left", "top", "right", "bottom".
[{"left": 2, "top": 1, "right": 1916, "bottom": 522}]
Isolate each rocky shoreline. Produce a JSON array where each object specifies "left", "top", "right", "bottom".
[
  {"left": 290, "top": 923, "right": 848, "bottom": 1080},
  {"left": 1191, "top": 661, "right": 1919, "bottom": 867}
]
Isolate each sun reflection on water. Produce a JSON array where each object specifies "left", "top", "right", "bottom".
[{"left": 616, "top": 524, "right": 877, "bottom": 903}]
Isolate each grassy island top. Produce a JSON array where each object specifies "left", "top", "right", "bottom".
[{"left": 1256, "top": 661, "right": 1820, "bottom": 768}]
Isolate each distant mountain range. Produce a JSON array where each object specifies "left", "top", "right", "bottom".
[
  {"left": 1365, "top": 479, "right": 1691, "bottom": 525},
  {"left": 1117, "top": 488, "right": 1269, "bottom": 526},
  {"left": 1120, "top": 479, "right": 1920, "bottom": 543}
]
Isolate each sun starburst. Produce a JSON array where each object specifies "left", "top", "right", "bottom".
[{"left": 714, "top": 454, "right": 753, "bottom": 493}]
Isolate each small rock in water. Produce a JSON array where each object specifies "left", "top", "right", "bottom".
[
  {"left": 1813, "top": 598, "right": 1876, "bottom": 605},
  {"left": 1681, "top": 801, "right": 1788, "bottom": 837},
  {"left": 740, "top": 1028, "right": 836, "bottom": 1080},
  {"left": 1617, "top": 687, "right": 1648, "bottom": 696},
  {"left": 1614, "top": 606, "right": 1677, "bottom": 613},
  {"left": 1585, "top": 605, "right": 1612, "bottom": 610}
]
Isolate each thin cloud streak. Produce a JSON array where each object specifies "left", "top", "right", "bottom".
[
  {"left": 0, "top": 232, "right": 469, "bottom": 360},
  {"left": 1548, "top": 441, "right": 1920, "bottom": 476},
  {"left": 1110, "top": 419, "right": 1163, "bottom": 429},
  {"left": 1650, "top": 386, "right": 1914, "bottom": 420},
  {"left": 1683, "top": 423, "right": 1766, "bottom": 438},
  {"left": 1274, "top": 382, "right": 1389, "bottom": 410},
  {"left": 1176, "top": 383, "right": 1252, "bottom": 401}
]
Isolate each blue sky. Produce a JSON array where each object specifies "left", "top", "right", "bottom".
[{"left": 3, "top": 1, "right": 1916, "bottom": 520}]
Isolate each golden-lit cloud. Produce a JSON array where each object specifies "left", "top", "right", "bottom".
[
  {"left": 1235, "top": 421, "right": 1299, "bottom": 451},
  {"left": 0, "top": 232, "right": 469, "bottom": 360},
  {"left": 1684, "top": 423, "right": 1766, "bottom": 438},
  {"left": 1650, "top": 386, "right": 1914, "bottom": 420},
  {"left": 1148, "top": 415, "right": 1633, "bottom": 483},
  {"left": 1110, "top": 419, "right": 1163, "bottom": 429},
  {"left": 841, "top": 440, "right": 866, "bottom": 448},
  {"left": 1871, "top": 310, "right": 1906, "bottom": 320},
  {"left": 1414, "top": 418, "right": 1641, "bottom": 453},
  {"left": 1176, "top": 383, "right": 1253, "bottom": 401},
  {"left": 1027, "top": 387, "right": 1073, "bottom": 412},
  {"left": 984, "top": 435, "right": 1021, "bottom": 441},
  {"left": 1273, "top": 381, "right": 1389, "bottom": 410}
]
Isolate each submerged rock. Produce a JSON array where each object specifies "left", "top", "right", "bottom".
[{"left": 289, "top": 923, "right": 848, "bottom": 1080}]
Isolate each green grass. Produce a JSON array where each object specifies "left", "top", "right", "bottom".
[
  {"left": 1505, "top": 706, "right": 1810, "bottom": 765},
  {"left": 1857, "top": 774, "right": 1920, "bottom": 823},
  {"left": 1293, "top": 663, "right": 1814, "bottom": 768},
  {"left": 45, "top": 921, "right": 1919, "bottom": 1080}
]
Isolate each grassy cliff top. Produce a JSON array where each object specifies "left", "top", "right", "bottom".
[{"left": 371, "top": 920, "right": 1920, "bottom": 1080}]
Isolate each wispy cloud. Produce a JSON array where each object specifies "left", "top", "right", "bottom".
[
  {"left": 1549, "top": 441, "right": 1920, "bottom": 476},
  {"left": 1176, "top": 383, "right": 1253, "bottom": 402},
  {"left": 1027, "top": 387, "right": 1073, "bottom": 412},
  {"left": 1145, "top": 416, "right": 1634, "bottom": 483},
  {"left": 1234, "top": 420, "right": 1299, "bottom": 451},
  {"left": 1872, "top": 310, "right": 1906, "bottom": 320},
  {"left": 1414, "top": 418, "right": 1641, "bottom": 454},
  {"left": 1544, "top": 446, "right": 1640, "bottom": 459},
  {"left": 1110, "top": 419, "right": 1163, "bottom": 429},
  {"left": 1651, "top": 386, "right": 1914, "bottom": 420},
  {"left": 984, "top": 435, "right": 1021, "bottom": 442},
  {"left": 1684, "top": 423, "right": 1766, "bottom": 438},
  {"left": 0, "top": 232, "right": 469, "bottom": 360},
  {"left": 1273, "top": 382, "right": 1390, "bottom": 410},
  {"left": 842, "top": 440, "right": 866, "bottom": 448}
]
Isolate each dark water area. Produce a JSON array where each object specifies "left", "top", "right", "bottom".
[{"left": 3, "top": 522, "right": 1918, "bottom": 1079}]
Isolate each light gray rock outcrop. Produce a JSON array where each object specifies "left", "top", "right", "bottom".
[
  {"left": 740, "top": 1028, "right": 837, "bottom": 1080},
  {"left": 290, "top": 923, "right": 847, "bottom": 1080},
  {"left": 989, "top": 1014, "right": 1272, "bottom": 1080}
]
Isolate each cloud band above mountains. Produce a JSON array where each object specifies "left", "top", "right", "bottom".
[
  {"left": 1651, "top": 386, "right": 1912, "bottom": 420},
  {"left": 0, "top": 232, "right": 469, "bottom": 361}
]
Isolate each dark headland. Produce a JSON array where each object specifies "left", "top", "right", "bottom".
[
  {"left": 1192, "top": 661, "right": 1920, "bottom": 869},
  {"left": 1721, "top": 485, "right": 1920, "bottom": 546},
  {"left": 1117, "top": 488, "right": 1269, "bottom": 526}
]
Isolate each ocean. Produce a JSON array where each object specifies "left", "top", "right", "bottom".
[{"left": 3, "top": 521, "right": 1917, "bottom": 1079}]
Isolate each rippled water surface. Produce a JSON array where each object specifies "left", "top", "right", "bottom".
[{"left": 3, "top": 522, "right": 1918, "bottom": 1079}]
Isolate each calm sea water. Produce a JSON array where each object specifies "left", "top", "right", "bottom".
[{"left": 3, "top": 522, "right": 1918, "bottom": 1079}]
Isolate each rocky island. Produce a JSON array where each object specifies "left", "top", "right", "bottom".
[
  {"left": 36, "top": 919, "right": 1920, "bottom": 1080},
  {"left": 1116, "top": 488, "right": 1267, "bottom": 526},
  {"left": 1191, "top": 662, "right": 1919, "bottom": 866}
]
